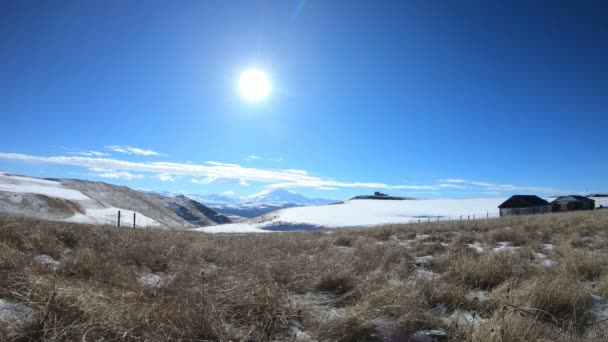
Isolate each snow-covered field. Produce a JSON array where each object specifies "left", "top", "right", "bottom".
[
  {"left": 194, "top": 198, "right": 507, "bottom": 233},
  {"left": 196, "top": 197, "right": 608, "bottom": 233}
]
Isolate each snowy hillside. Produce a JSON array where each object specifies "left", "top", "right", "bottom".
[
  {"left": 0, "top": 172, "right": 161, "bottom": 227},
  {"left": 0, "top": 172, "right": 230, "bottom": 228}
]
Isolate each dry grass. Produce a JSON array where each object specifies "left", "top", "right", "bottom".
[{"left": 1, "top": 210, "right": 608, "bottom": 341}]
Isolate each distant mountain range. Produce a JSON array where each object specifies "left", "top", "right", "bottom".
[{"left": 185, "top": 188, "right": 336, "bottom": 218}]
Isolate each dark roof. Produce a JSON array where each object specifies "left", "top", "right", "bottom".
[
  {"left": 551, "top": 195, "right": 595, "bottom": 204},
  {"left": 498, "top": 195, "right": 550, "bottom": 209}
]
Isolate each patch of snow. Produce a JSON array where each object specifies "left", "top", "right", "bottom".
[
  {"left": 290, "top": 292, "right": 339, "bottom": 306},
  {"left": 466, "top": 289, "right": 490, "bottom": 302},
  {"left": 139, "top": 272, "right": 167, "bottom": 288},
  {"left": 191, "top": 223, "right": 271, "bottom": 233},
  {"left": 414, "top": 255, "right": 434, "bottom": 265},
  {"left": 317, "top": 307, "right": 347, "bottom": 320},
  {"left": 410, "top": 329, "right": 448, "bottom": 342},
  {"left": 0, "top": 299, "right": 35, "bottom": 333},
  {"left": 290, "top": 326, "right": 312, "bottom": 341},
  {"left": 445, "top": 310, "right": 488, "bottom": 326},
  {"left": 289, "top": 292, "right": 345, "bottom": 320},
  {"left": 415, "top": 269, "right": 440, "bottom": 280},
  {"left": 542, "top": 243, "right": 555, "bottom": 253},
  {"left": 373, "top": 318, "right": 411, "bottom": 341},
  {"left": 467, "top": 242, "right": 484, "bottom": 253},
  {"left": 492, "top": 241, "right": 520, "bottom": 253},
  {"left": 542, "top": 259, "right": 558, "bottom": 267},
  {"left": 415, "top": 233, "right": 430, "bottom": 240},
  {"left": 590, "top": 295, "right": 608, "bottom": 321},
  {"left": 34, "top": 254, "right": 60, "bottom": 268},
  {"left": 336, "top": 246, "right": 353, "bottom": 251}
]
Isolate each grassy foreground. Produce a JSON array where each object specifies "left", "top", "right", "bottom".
[{"left": 2, "top": 211, "right": 608, "bottom": 341}]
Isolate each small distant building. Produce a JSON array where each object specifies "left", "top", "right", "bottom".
[
  {"left": 498, "top": 195, "right": 551, "bottom": 216},
  {"left": 551, "top": 195, "right": 595, "bottom": 212}
]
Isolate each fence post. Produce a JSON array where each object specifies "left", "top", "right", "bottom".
[
  {"left": 487, "top": 211, "right": 489, "bottom": 219},
  {"left": 133, "top": 212, "right": 136, "bottom": 229},
  {"left": 460, "top": 216, "right": 462, "bottom": 220},
  {"left": 428, "top": 218, "right": 430, "bottom": 223},
  {"left": 117, "top": 210, "right": 121, "bottom": 228},
  {"left": 468, "top": 215, "right": 470, "bottom": 220},
  {"left": 418, "top": 219, "right": 420, "bottom": 223},
  {"left": 473, "top": 214, "right": 476, "bottom": 220}
]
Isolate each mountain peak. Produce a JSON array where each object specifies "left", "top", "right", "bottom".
[{"left": 250, "top": 187, "right": 297, "bottom": 199}]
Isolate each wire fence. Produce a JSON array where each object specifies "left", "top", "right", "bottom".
[
  {"left": 407, "top": 212, "right": 502, "bottom": 224},
  {"left": 98, "top": 211, "right": 143, "bottom": 228}
]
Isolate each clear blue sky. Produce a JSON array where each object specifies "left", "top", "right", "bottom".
[{"left": 1, "top": 0, "right": 606, "bottom": 199}]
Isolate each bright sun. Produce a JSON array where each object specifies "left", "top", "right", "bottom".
[{"left": 238, "top": 68, "right": 271, "bottom": 102}]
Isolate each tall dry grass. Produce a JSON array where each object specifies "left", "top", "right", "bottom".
[{"left": 1, "top": 210, "right": 608, "bottom": 341}]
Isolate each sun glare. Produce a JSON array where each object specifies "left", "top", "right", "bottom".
[{"left": 238, "top": 69, "right": 271, "bottom": 102}]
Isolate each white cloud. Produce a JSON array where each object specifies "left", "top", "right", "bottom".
[
  {"left": 441, "top": 178, "right": 468, "bottom": 183},
  {"left": 246, "top": 155, "right": 261, "bottom": 160},
  {"left": 440, "top": 178, "right": 570, "bottom": 194},
  {"left": 283, "top": 169, "right": 308, "bottom": 175},
  {"left": 316, "top": 187, "right": 338, "bottom": 191},
  {"left": 105, "top": 145, "right": 166, "bottom": 156},
  {"left": 68, "top": 151, "right": 109, "bottom": 157},
  {"left": 222, "top": 190, "right": 236, "bottom": 196},
  {"left": 156, "top": 173, "right": 175, "bottom": 182},
  {"left": 438, "top": 183, "right": 467, "bottom": 189},
  {"left": 0, "top": 152, "right": 440, "bottom": 191},
  {"left": 96, "top": 171, "right": 143, "bottom": 180},
  {"left": 0, "top": 152, "right": 570, "bottom": 194}
]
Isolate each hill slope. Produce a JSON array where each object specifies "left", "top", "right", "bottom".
[{"left": 0, "top": 172, "right": 230, "bottom": 228}]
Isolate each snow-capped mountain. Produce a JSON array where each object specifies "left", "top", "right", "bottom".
[{"left": 245, "top": 188, "right": 335, "bottom": 205}]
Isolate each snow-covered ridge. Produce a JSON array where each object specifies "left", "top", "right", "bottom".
[
  {"left": 0, "top": 172, "right": 161, "bottom": 226},
  {"left": 0, "top": 172, "right": 230, "bottom": 228}
]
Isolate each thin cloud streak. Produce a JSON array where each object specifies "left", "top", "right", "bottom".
[
  {"left": 105, "top": 145, "right": 166, "bottom": 156},
  {"left": 95, "top": 171, "right": 143, "bottom": 180},
  {"left": 439, "top": 178, "right": 572, "bottom": 194},
  {"left": 68, "top": 151, "right": 110, "bottom": 157}
]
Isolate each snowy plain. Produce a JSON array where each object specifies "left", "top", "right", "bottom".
[
  {"left": 196, "top": 197, "right": 608, "bottom": 233},
  {"left": 194, "top": 198, "right": 507, "bottom": 233}
]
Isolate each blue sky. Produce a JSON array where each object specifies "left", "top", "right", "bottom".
[{"left": 1, "top": 0, "right": 606, "bottom": 200}]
